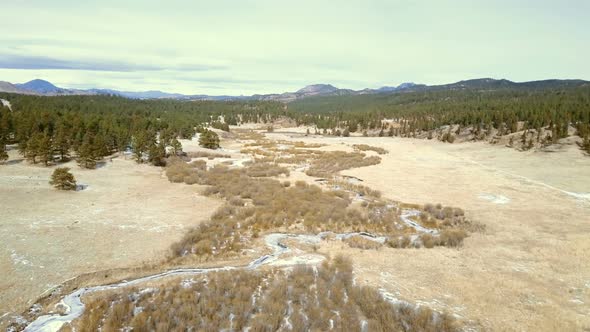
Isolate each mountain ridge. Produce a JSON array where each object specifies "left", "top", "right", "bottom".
[{"left": 1, "top": 78, "right": 588, "bottom": 102}]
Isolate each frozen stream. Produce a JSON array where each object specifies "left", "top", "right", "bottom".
[
  {"left": 0, "top": 98, "right": 11, "bottom": 110},
  {"left": 25, "top": 210, "right": 430, "bottom": 332}
]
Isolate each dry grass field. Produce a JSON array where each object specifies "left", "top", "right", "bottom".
[
  {"left": 3, "top": 125, "right": 590, "bottom": 331},
  {"left": 0, "top": 149, "right": 221, "bottom": 320},
  {"left": 267, "top": 127, "right": 590, "bottom": 331}
]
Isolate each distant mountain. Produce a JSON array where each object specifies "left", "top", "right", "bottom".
[
  {"left": 421, "top": 78, "right": 589, "bottom": 92},
  {"left": 87, "top": 89, "right": 187, "bottom": 99},
  {"left": 296, "top": 84, "right": 339, "bottom": 95},
  {"left": 0, "top": 81, "right": 29, "bottom": 94},
  {"left": 374, "top": 82, "right": 421, "bottom": 93},
  {"left": 16, "top": 79, "right": 63, "bottom": 94},
  {"left": 0, "top": 79, "right": 91, "bottom": 96},
  {"left": 1, "top": 78, "right": 588, "bottom": 102}
]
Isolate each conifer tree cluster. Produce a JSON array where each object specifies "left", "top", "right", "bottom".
[
  {"left": 287, "top": 85, "right": 590, "bottom": 146},
  {"left": 0, "top": 94, "right": 284, "bottom": 168},
  {"left": 1, "top": 82, "right": 589, "bottom": 162},
  {"left": 198, "top": 129, "right": 220, "bottom": 149}
]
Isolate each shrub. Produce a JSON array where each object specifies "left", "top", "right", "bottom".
[
  {"left": 189, "top": 159, "right": 207, "bottom": 170},
  {"left": 344, "top": 235, "right": 383, "bottom": 250},
  {"left": 245, "top": 162, "right": 289, "bottom": 177},
  {"left": 306, "top": 151, "right": 381, "bottom": 177},
  {"left": 187, "top": 151, "right": 231, "bottom": 159},
  {"left": 387, "top": 235, "right": 411, "bottom": 248},
  {"left": 439, "top": 229, "right": 468, "bottom": 247},
  {"left": 49, "top": 167, "right": 77, "bottom": 190},
  {"left": 352, "top": 144, "right": 388, "bottom": 155},
  {"left": 421, "top": 233, "right": 435, "bottom": 248},
  {"left": 71, "top": 258, "right": 459, "bottom": 332},
  {"left": 229, "top": 196, "right": 245, "bottom": 206}
]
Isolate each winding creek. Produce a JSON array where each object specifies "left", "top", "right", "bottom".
[{"left": 24, "top": 210, "right": 430, "bottom": 332}]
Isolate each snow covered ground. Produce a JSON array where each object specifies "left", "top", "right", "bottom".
[{"left": 1, "top": 98, "right": 11, "bottom": 110}]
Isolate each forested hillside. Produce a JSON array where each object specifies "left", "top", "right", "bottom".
[
  {"left": 287, "top": 83, "right": 590, "bottom": 152},
  {"left": 1, "top": 80, "right": 590, "bottom": 167},
  {"left": 0, "top": 93, "right": 283, "bottom": 166}
]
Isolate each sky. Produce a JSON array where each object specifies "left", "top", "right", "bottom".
[{"left": 1, "top": 0, "right": 588, "bottom": 95}]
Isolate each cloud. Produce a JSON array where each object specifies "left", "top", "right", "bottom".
[{"left": 0, "top": 54, "right": 225, "bottom": 72}]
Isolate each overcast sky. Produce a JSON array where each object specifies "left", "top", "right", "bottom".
[{"left": 1, "top": 0, "right": 588, "bottom": 95}]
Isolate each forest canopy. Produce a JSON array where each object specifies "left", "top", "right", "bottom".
[{"left": 1, "top": 82, "right": 589, "bottom": 167}]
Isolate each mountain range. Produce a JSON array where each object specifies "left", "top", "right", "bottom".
[{"left": 0, "top": 78, "right": 588, "bottom": 102}]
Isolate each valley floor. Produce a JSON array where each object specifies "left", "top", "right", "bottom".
[
  {"left": 2, "top": 126, "right": 590, "bottom": 331},
  {"left": 269, "top": 128, "right": 590, "bottom": 331}
]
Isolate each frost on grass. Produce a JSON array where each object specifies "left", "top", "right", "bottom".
[{"left": 72, "top": 258, "right": 458, "bottom": 332}]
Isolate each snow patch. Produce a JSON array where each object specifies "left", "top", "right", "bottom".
[
  {"left": 269, "top": 254, "right": 325, "bottom": 266},
  {"left": 10, "top": 249, "right": 32, "bottom": 266},
  {"left": 478, "top": 193, "right": 510, "bottom": 204},
  {"left": 1, "top": 98, "right": 11, "bottom": 110},
  {"left": 180, "top": 278, "right": 197, "bottom": 288},
  {"left": 563, "top": 191, "right": 590, "bottom": 201}
]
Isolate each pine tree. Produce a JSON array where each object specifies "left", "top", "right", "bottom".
[
  {"left": 53, "top": 125, "right": 71, "bottom": 161},
  {"left": 77, "top": 133, "right": 98, "bottom": 169},
  {"left": 92, "top": 133, "right": 109, "bottom": 158},
  {"left": 198, "top": 130, "right": 220, "bottom": 149},
  {"left": 170, "top": 138, "right": 182, "bottom": 155},
  {"left": 0, "top": 137, "right": 8, "bottom": 163},
  {"left": 148, "top": 141, "right": 167, "bottom": 166},
  {"left": 582, "top": 136, "right": 590, "bottom": 154},
  {"left": 49, "top": 167, "right": 77, "bottom": 191},
  {"left": 18, "top": 138, "right": 28, "bottom": 159},
  {"left": 25, "top": 133, "right": 43, "bottom": 164},
  {"left": 131, "top": 131, "right": 151, "bottom": 163},
  {"left": 37, "top": 133, "right": 53, "bottom": 166}
]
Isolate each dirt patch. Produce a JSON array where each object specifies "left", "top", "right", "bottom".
[{"left": 0, "top": 151, "right": 221, "bottom": 320}]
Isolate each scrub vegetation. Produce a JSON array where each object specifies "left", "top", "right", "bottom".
[
  {"left": 353, "top": 144, "right": 389, "bottom": 155},
  {"left": 70, "top": 257, "right": 458, "bottom": 332},
  {"left": 164, "top": 153, "right": 476, "bottom": 260}
]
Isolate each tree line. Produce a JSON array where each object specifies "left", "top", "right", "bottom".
[
  {"left": 0, "top": 93, "right": 284, "bottom": 167},
  {"left": 287, "top": 85, "right": 590, "bottom": 151},
  {"left": 2, "top": 83, "right": 589, "bottom": 166}
]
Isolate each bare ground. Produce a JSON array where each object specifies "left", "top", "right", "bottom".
[{"left": 0, "top": 150, "right": 221, "bottom": 319}]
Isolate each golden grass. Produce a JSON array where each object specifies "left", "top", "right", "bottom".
[
  {"left": 72, "top": 257, "right": 459, "bottom": 332},
  {"left": 164, "top": 161, "right": 408, "bottom": 259},
  {"left": 244, "top": 162, "right": 290, "bottom": 177},
  {"left": 344, "top": 235, "right": 383, "bottom": 250},
  {"left": 164, "top": 158, "right": 474, "bottom": 258},
  {"left": 353, "top": 144, "right": 389, "bottom": 155},
  {"left": 305, "top": 151, "right": 381, "bottom": 177},
  {"left": 186, "top": 151, "right": 231, "bottom": 159}
]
